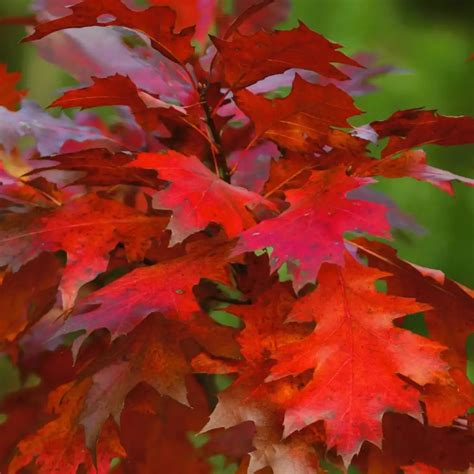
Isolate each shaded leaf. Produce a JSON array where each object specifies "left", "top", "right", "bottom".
[
  {"left": 32, "top": 148, "right": 168, "bottom": 189},
  {"left": 213, "top": 22, "right": 360, "bottom": 89},
  {"left": 236, "top": 75, "right": 360, "bottom": 151},
  {"left": 0, "top": 253, "right": 61, "bottom": 344},
  {"left": 0, "top": 193, "right": 164, "bottom": 307},
  {"left": 354, "top": 149, "right": 474, "bottom": 194},
  {"left": 371, "top": 108, "right": 474, "bottom": 156},
  {"left": 56, "top": 237, "right": 233, "bottom": 343},
  {"left": 0, "top": 100, "right": 115, "bottom": 156},
  {"left": 25, "top": 0, "right": 196, "bottom": 65}
]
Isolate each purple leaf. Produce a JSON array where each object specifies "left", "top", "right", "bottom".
[{"left": 0, "top": 100, "right": 115, "bottom": 156}]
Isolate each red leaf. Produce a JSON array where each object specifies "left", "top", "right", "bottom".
[
  {"left": 204, "top": 384, "right": 321, "bottom": 474},
  {"left": 352, "top": 238, "right": 474, "bottom": 426},
  {"left": 130, "top": 151, "right": 276, "bottom": 244},
  {"left": 355, "top": 149, "right": 474, "bottom": 194},
  {"left": 235, "top": 168, "right": 390, "bottom": 290},
  {"left": 55, "top": 237, "right": 233, "bottom": 344},
  {"left": 371, "top": 108, "right": 474, "bottom": 156},
  {"left": 8, "top": 380, "right": 96, "bottom": 474},
  {"left": 236, "top": 75, "right": 361, "bottom": 151},
  {"left": 24, "top": 0, "right": 195, "bottom": 65},
  {"left": 150, "top": 0, "right": 217, "bottom": 43},
  {"left": 31, "top": 148, "right": 168, "bottom": 189},
  {"left": 71, "top": 315, "right": 192, "bottom": 447},
  {"left": 269, "top": 254, "right": 451, "bottom": 464},
  {"left": 50, "top": 74, "right": 176, "bottom": 132},
  {"left": 0, "top": 193, "right": 164, "bottom": 307},
  {"left": 213, "top": 22, "right": 360, "bottom": 89}
]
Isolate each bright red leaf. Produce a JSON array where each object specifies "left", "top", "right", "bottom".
[
  {"left": 130, "top": 151, "right": 275, "bottom": 244},
  {"left": 235, "top": 168, "right": 390, "bottom": 290},
  {"left": 269, "top": 254, "right": 451, "bottom": 464}
]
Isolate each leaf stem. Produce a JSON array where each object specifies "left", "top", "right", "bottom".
[{"left": 200, "top": 83, "right": 231, "bottom": 182}]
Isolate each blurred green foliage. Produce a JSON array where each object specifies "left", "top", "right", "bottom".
[
  {"left": 0, "top": 0, "right": 472, "bottom": 285},
  {"left": 286, "top": 0, "right": 474, "bottom": 286}
]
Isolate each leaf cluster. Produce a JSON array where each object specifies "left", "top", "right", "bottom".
[{"left": 0, "top": 1, "right": 473, "bottom": 473}]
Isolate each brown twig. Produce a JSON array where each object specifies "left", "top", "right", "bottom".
[{"left": 200, "top": 83, "right": 230, "bottom": 182}]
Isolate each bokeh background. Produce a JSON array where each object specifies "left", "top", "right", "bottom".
[{"left": 1, "top": 0, "right": 472, "bottom": 287}]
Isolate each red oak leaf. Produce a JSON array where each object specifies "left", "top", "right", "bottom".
[
  {"left": 371, "top": 108, "right": 474, "bottom": 156},
  {"left": 150, "top": 0, "right": 217, "bottom": 43},
  {"left": 269, "top": 254, "right": 451, "bottom": 464},
  {"left": 355, "top": 149, "right": 474, "bottom": 194},
  {"left": 213, "top": 22, "right": 360, "bottom": 89},
  {"left": 24, "top": 0, "right": 195, "bottom": 65},
  {"left": 31, "top": 148, "right": 168, "bottom": 189},
  {"left": 204, "top": 384, "right": 322, "bottom": 474},
  {"left": 195, "top": 271, "right": 321, "bottom": 473},
  {"left": 55, "top": 238, "right": 233, "bottom": 344},
  {"left": 49, "top": 75, "right": 210, "bottom": 152},
  {"left": 0, "top": 193, "right": 164, "bottom": 308},
  {"left": 49, "top": 74, "right": 183, "bottom": 132},
  {"left": 234, "top": 167, "right": 390, "bottom": 291},
  {"left": 70, "top": 315, "right": 192, "bottom": 448},
  {"left": 129, "top": 151, "right": 275, "bottom": 244},
  {"left": 0, "top": 347, "right": 77, "bottom": 471},
  {"left": 352, "top": 238, "right": 474, "bottom": 426},
  {"left": 236, "top": 75, "right": 361, "bottom": 151}
]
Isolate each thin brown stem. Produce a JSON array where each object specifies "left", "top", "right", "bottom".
[{"left": 200, "top": 84, "right": 230, "bottom": 182}]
